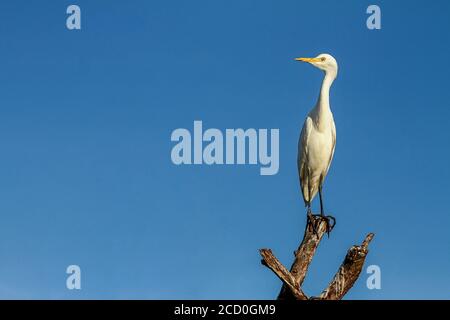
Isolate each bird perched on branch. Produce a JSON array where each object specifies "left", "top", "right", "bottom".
[{"left": 296, "top": 53, "right": 338, "bottom": 236}]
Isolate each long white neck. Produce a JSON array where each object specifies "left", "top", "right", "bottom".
[{"left": 312, "top": 71, "right": 335, "bottom": 131}]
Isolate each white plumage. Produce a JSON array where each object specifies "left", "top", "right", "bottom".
[{"left": 296, "top": 53, "right": 338, "bottom": 221}]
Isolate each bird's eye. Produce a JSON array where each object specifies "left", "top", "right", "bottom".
[{"left": 321, "top": 57, "right": 326, "bottom": 62}]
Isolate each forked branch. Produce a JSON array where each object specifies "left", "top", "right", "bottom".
[
  {"left": 259, "top": 249, "right": 308, "bottom": 300},
  {"left": 259, "top": 215, "right": 374, "bottom": 300}
]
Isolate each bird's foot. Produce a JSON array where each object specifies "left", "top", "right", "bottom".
[
  {"left": 322, "top": 214, "right": 336, "bottom": 238},
  {"left": 307, "top": 213, "right": 336, "bottom": 239},
  {"left": 307, "top": 211, "right": 318, "bottom": 236}
]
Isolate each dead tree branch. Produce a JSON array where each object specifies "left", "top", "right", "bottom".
[
  {"left": 259, "top": 215, "right": 374, "bottom": 300},
  {"left": 318, "top": 233, "right": 374, "bottom": 300},
  {"left": 260, "top": 249, "right": 308, "bottom": 300},
  {"left": 277, "top": 216, "right": 328, "bottom": 299}
]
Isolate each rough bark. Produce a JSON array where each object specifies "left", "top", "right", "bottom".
[
  {"left": 259, "top": 215, "right": 374, "bottom": 300},
  {"left": 277, "top": 215, "right": 328, "bottom": 299},
  {"left": 260, "top": 249, "right": 308, "bottom": 300},
  {"left": 318, "top": 233, "right": 374, "bottom": 300}
]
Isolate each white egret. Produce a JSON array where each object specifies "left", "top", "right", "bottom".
[{"left": 296, "top": 53, "right": 338, "bottom": 235}]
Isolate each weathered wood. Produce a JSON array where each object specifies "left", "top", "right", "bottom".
[
  {"left": 318, "top": 233, "right": 374, "bottom": 300},
  {"left": 260, "top": 249, "right": 308, "bottom": 300},
  {"left": 259, "top": 214, "right": 374, "bottom": 300},
  {"left": 278, "top": 215, "right": 328, "bottom": 299}
]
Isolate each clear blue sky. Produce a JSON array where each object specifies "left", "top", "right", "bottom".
[{"left": 0, "top": 0, "right": 449, "bottom": 299}]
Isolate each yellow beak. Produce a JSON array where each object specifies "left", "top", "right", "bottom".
[{"left": 295, "top": 57, "right": 322, "bottom": 63}]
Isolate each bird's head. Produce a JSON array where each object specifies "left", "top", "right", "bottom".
[{"left": 295, "top": 53, "right": 338, "bottom": 78}]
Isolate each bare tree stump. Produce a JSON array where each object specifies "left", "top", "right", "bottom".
[{"left": 260, "top": 215, "right": 374, "bottom": 300}]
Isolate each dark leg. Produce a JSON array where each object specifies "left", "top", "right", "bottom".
[
  {"left": 318, "top": 184, "right": 336, "bottom": 237},
  {"left": 306, "top": 202, "right": 319, "bottom": 236},
  {"left": 305, "top": 170, "right": 319, "bottom": 236},
  {"left": 319, "top": 184, "right": 325, "bottom": 217}
]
